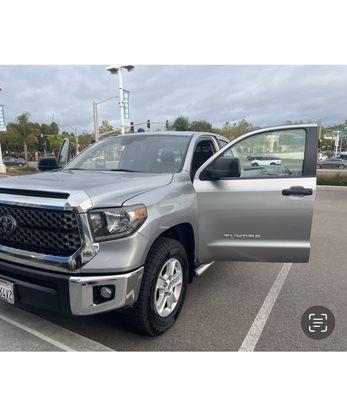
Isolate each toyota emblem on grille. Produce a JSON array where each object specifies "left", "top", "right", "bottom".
[{"left": 0, "top": 215, "right": 18, "bottom": 234}]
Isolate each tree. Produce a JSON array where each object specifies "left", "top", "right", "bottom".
[
  {"left": 40, "top": 123, "right": 50, "bottom": 136},
  {"left": 49, "top": 122, "right": 59, "bottom": 135},
  {"left": 1, "top": 125, "right": 23, "bottom": 154},
  {"left": 99, "top": 120, "right": 114, "bottom": 134},
  {"left": 78, "top": 133, "right": 94, "bottom": 150},
  {"left": 46, "top": 135, "right": 62, "bottom": 156},
  {"left": 189, "top": 120, "right": 213, "bottom": 132},
  {"left": 172, "top": 116, "right": 190, "bottom": 131},
  {"left": 16, "top": 112, "right": 34, "bottom": 165},
  {"left": 221, "top": 119, "right": 254, "bottom": 140}
]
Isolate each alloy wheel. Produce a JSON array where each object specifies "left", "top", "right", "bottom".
[{"left": 154, "top": 257, "right": 183, "bottom": 318}]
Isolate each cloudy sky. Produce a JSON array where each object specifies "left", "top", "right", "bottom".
[{"left": 0, "top": 65, "right": 346, "bottom": 133}]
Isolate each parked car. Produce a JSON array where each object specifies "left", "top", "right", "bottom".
[
  {"left": 247, "top": 155, "right": 281, "bottom": 167},
  {"left": 0, "top": 125, "right": 317, "bottom": 336},
  {"left": 3, "top": 156, "right": 26, "bottom": 166},
  {"left": 317, "top": 157, "right": 347, "bottom": 169},
  {"left": 338, "top": 153, "right": 347, "bottom": 160},
  {"left": 318, "top": 153, "right": 328, "bottom": 161}
]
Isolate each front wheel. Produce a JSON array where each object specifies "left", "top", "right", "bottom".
[
  {"left": 123, "top": 237, "right": 188, "bottom": 336},
  {"left": 338, "top": 165, "right": 345, "bottom": 170}
]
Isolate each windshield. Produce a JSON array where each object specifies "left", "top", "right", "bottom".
[{"left": 65, "top": 134, "right": 191, "bottom": 173}]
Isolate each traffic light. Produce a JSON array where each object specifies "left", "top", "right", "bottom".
[
  {"left": 130, "top": 121, "right": 134, "bottom": 133},
  {"left": 165, "top": 120, "right": 169, "bottom": 130},
  {"left": 147, "top": 120, "right": 151, "bottom": 129}
]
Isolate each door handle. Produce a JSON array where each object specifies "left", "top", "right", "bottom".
[{"left": 282, "top": 186, "right": 313, "bottom": 196}]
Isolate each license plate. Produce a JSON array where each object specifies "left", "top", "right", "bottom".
[{"left": 0, "top": 280, "right": 15, "bottom": 304}]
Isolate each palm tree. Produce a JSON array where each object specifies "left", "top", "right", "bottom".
[{"left": 16, "top": 112, "right": 31, "bottom": 166}]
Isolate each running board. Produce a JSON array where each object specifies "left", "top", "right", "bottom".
[{"left": 194, "top": 261, "right": 215, "bottom": 277}]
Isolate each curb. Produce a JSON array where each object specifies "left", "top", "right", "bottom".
[{"left": 317, "top": 185, "right": 347, "bottom": 190}]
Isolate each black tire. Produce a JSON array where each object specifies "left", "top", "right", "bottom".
[
  {"left": 123, "top": 237, "right": 188, "bottom": 336},
  {"left": 252, "top": 162, "right": 259, "bottom": 167},
  {"left": 338, "top": 165, "right": 345, "bottom": 170}
]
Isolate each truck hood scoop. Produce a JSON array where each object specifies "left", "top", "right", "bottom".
[{"left": 0, "top": 188, "right": 70, "bottom": 199}]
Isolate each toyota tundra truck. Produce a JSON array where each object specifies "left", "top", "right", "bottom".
[{"left": 0, "top": 125, "right": 317, "bottom": 336}]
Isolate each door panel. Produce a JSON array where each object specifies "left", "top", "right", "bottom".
[{"left": 194, "top": 125, "right": 318, "bottom": 263}]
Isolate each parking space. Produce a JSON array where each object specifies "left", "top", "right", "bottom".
[
  {"left": 255, "top": 187, "right": 347, "bottom": 351},
  {"left": 0, "top": 301, "right": 112, "bottom": 351},
  {"left": 0, "top": 186, "right": 346, "bottom": 351},
  {"left": 0, "top": 318, "right": 60, "bottom": 351}
]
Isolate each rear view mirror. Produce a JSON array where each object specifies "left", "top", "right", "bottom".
[
  {"left": 37, "top": 157, "right": 59, "bottom": 171},
  {"left": 200, "top": 157, "right": 241, "bottom": 181}
]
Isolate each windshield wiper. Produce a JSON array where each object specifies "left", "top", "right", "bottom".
[
  {"left": 109, "top": 168, "right": 140, "bottom": 172},
  {"left": 66, "top": 168, "right": 140, "bottom": 172}
]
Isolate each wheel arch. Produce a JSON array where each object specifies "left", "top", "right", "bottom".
[{"left": 145, "top": 223, "right": 196, "bottom": 283}]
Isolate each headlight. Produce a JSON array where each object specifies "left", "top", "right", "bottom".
[{"left": 88, "top": 205, "right": 148, "bottom": 242}]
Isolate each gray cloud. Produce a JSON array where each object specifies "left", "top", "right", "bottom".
[{"left": 0, "top": 65, "right": 346, "bottom": 132}]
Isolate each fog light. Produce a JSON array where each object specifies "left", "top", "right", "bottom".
[{"left": 100, "top": 286, "right": 113, "bottom": 299}]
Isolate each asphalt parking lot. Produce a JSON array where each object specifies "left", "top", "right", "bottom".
[{"left": 0, "top": 186, "right": 346, "bottom": 351}]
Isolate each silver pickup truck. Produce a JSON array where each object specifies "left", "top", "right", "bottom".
[{"left": 0, "top": 124, "right": 317, "bottom": 335}]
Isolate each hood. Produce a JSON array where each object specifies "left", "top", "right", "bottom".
[{"left": 0, "top": 170, "right": 173, "bottom": 209}]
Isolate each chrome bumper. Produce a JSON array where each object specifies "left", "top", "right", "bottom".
[{"left": 68, "top": 266, "right": 144, "bottom": 315}]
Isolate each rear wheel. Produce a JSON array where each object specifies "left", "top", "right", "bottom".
[
  {"left": 338, "top": 165, "right": 345, "bottom": 169},
  {"left": 252, "top": 162, "right": 259, "bottom": 167},
  {"left": 123, "top": 237, "right": 188, "bottom": 336}
]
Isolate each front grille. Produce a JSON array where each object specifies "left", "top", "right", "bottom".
[{"left": 0, "top": 204, "right": 81, "bottom": 257}]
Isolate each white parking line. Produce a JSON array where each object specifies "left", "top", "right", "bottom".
[
  {"left": 0, "top": 313, "right": 75, "bottom": 351},
  {"left": 239, "top": 262, "right": 293, "bottom": 352},
  {"left": 0, "top": 302, "right": 113, "bottom": 351}
]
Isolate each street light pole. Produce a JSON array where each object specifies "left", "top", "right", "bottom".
[
  {"left": 0, "top": 87, "right": 7, "bottom": 173},
  {"left": 106, "top": 65, "right": 135, "bottom": 136},
  {"left": 93, "top": 100, "right": 99, "bottom": 142},
  {"left": 76, "top": 134, "right": 79, "bottom": 155},
  {"left": 118, "top": 68, "right": 125, "bottom": 135},
  {"left": 318, "top": 119, "right": 322, "bottom": 141}
]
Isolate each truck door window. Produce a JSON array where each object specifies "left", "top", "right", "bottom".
[
  {"left": 225, "top": 129, "right": 306, "bottom": 178},
  {"left": 191, "top": 139, "right": 216, "bottom": 179}
]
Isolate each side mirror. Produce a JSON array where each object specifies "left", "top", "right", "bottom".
[
  {"left": 200, "top": 157, "right": 241, "bottom": 181},
  {"left": 37, "top": 157, "right": 60, "bottom": 171}
]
